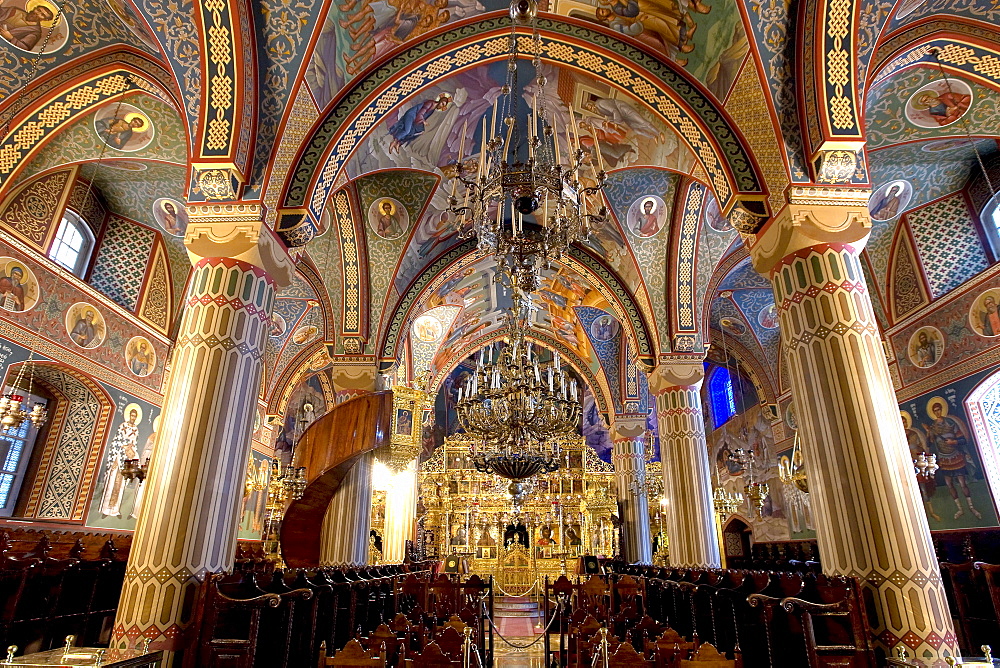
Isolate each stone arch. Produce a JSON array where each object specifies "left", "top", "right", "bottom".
[
  {"left": 8, "top": 362, "right": 115, "bottom": 521},
  {"left": 276, "top": 15, "right": 770, "bottom": 244},
  {"left": 0, "top": 60, "right": 188, "bottom": 198}
]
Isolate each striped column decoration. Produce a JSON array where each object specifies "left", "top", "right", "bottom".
[
  {"left": 650, "top": 362, "right": 720, "bottom": 569},
  {"left": 320, "top": 452, "right": 373, "bottom": 566},
  {"left": 611, "top": 416, "right": 652, "bottom": 564},
  {"left": 769, "top": 243, "right": 956, "bottom": 660},
  {"left": 383, "top": 460, "right": 417, "bottom": 563},
  {"left": 112, "top": 217, "right": 293, "bottom": 665}
]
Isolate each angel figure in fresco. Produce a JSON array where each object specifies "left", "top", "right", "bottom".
[
  {"left": 100, "top": 407, "right": 141, "bottom": 518},
  {"left": 0, "top": 0, "right": 55, "bottom": 51},
  {"left": 923, "top": 398, "right": 981, "bottom": 520},
  {"left": 388, "top": 0, "right": 450, "bottom": 43},
  {"left": 388, "top": 93, "right": 452, "bottom": 153},
  {"left": 911, "top": 87, "right": 971, "bottom": 127}
]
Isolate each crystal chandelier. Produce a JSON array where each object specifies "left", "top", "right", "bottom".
[
  {"left": 456, "top": 293, "right": 581, "bottom": 480},
  {"left": 0, "top": 352, "right": 47, "bottom": 432},
  {"left": 448, "top": 0, "right": 607, "bottom": 295}
]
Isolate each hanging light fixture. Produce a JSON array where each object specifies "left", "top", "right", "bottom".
[
  {"left": 0, "top": 351, "right": 47, "bottom": 432},
  {"left": 448, "top": 0, "right": 607, "bottom": 295},
  {"left": 455, "top": 291, "right": 581, "bottom": 480},
  {"left": 777, "top": 431, "right": 808, "bottom": 492}
]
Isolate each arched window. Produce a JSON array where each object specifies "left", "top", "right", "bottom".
[
  {"left": 966, "top": 369, "right": 1000, "bottom": 505},
  {"left": 0, "top": 389, "right": 46, "bottom": 516},
  {"left": 48, "top": 210, "right": 94, "bottom": 277},
  {"left": 709, "top": 366, "right": 737, "bottom": 427},
  {"left": 982, "top": 193, "right": 1000, "bottom": 259}
]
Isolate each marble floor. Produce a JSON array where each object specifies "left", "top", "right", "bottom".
[{"left": 493, "top": 635, "right": 546, "bottom": 667}]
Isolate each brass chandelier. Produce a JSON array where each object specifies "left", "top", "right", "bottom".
[
  {"left": 448, "top": 0, "right": 607, "bottom": 295},
  {"left": 455, "top": 292, "right": 581, "bottom": 480},
  {"left": 0, "top": 352, "right": 47, "bottom": 432}
]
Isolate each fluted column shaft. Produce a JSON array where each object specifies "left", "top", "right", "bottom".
[
  {"left": 112, "top": 216, "right": 293, "bottom": 663},
  {"left": 751, "top": 199, "right": 956, "bottom": 660},
  {"left": 650, "top": 363, "right": 720, "bottom": 568},
  {"left": 383, "top": 460, "right": 417, "bottom": 563},
  {"left": 320, "top": 452, "right": 373, "bottom": 566},
  {"left": 319, "top": 364, "right": 380, "bottom": 565},
  {"left": 611, "top": 416, "right": 652, "bottom": 564}
]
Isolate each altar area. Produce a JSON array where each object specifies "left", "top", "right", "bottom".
[{"left": 378, "top": 435, "right": 630, "bottom": 594}]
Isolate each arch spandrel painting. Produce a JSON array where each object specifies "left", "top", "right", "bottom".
[{"left": 305, "top": 0, "right": 748, "bottom": 106}]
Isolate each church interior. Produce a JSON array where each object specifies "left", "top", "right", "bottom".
[{"left": 0, "top": 0, "right": 999, "bottom": 663}]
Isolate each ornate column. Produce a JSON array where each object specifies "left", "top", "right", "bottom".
[
  {"left": 749, "top": 190, "right": 957, "bottom": 660},
  {"left": 112, "top": 211, "right": 294, "bottom": 661},
  {"left": 649, "top": 361, "right": 720, "bottom": 569},
  {"left": 320, "top": 454, "right": 373, "bottom": 566},
  {"left": 319, "top": 359, "right": 379, "bottom": 565},
  {"left": 611, "top": 415, "right": 652, "bottom": 564},
  {"left": 382, "top": 460, "right": 417, "bottom": 563}
]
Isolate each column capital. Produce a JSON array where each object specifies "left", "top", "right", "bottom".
[
  {"left": 649, "top": 360, "right": 704, "bottom": 394},
  {"left": 185, "top": 203, "right": 295, "bottom": 288},
  {"left": 611, "top": 414, "right": 646, "bottom": 441},
  {"left": 749, "top": 187, "right": 872, "bottom": 276}
]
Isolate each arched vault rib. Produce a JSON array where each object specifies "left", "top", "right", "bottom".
[
  {"left": 276, "top": 14, "right": 769, "bottom": 244},
  {"left": 379, "top": 242, "right": 657, "bottom": 372}
]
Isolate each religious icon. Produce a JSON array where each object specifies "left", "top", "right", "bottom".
[
  {"left": 270, "top": 313, "right": 287, "bottom": 338},
  {"left": 868, "top": 180, "right": 912, "bottom": 222},
  {"left": 64, "top": 302, "right": 106, "bottom": 349},
  {"left": 93, "top": 102, "right": 154, "bottom": 152},
  {"left": 719, "top": 317, "right": 747, "bottom": 337},
  {"left": 905, "top": 79, "right": 973, "bottom": 129},
  {"left": 367, "top": 197, "right": 409, "bottom": 240},
  {"left": 451, "top": 525, "right": 468, "bottom": 546},
  {"left": 99, "top": 403, "right": 143, "bottom": 518},
  {"left": 292, "top": 325, "right": 318, "bottom": 345},
  {"left": 412, "top": 313, "right": 444, "bottom": 343},
  {"left": 152, "top": 197, "right": 188, "bottom": 236},
  {"left": 536, "top": 524, "right": 557, "bottom": 546},
  {"left": 922, "top": 397, "right": 982, "bottom": 520},
  {"left": 627, "top": 195, "right": 667, "bottom": 237},
  {"left": 758, "top": 303, "right": 779, "bottom": 329},
  {"left": 906, "top": 326, "right": 944, "bottom": 369},
  {"left": 969, "top": 288, "right": 1000, "bottom": 338},
  {"left": 0, "top": 258, "right": 39, "bottom": 311},
  {"left": 395, "top": 408, "right": 413, "bottom": 436},
  {"left": 703, "top": 193, "right": 729, "bottom": 232},
  {"left": 0, "top": 0, "right": 67, "bottom": 53},
  {"left": 387, "top": 93, "right": 451, "bottom": 154},
  {"left": 125, "top": 336, "right": 156, "bottom": 377},
  {"left": 590, "top": 313, "right": 620, "bottom": 342},
  {"left": 892, "top": 0, "right": 928, "bottom": 20}
]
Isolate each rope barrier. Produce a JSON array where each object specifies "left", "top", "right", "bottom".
[{"left": 482, "top": 598, "right": 563, "bottom": 649}]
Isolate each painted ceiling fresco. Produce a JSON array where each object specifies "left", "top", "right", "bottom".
[
  {"left": 304, "top": 0, "right": 749, "bottom": 109},
  {"left": 15, "top": 93, "right": 188, "bottom": 184},
  {"left": 0, "top": 0, "right": 160, "bottom": 101},
  {"left": 708, "top": 256, "right": 780, "bottom": 376},
  {"left": 888, "top": 0, "right": 1000, "bottom": 29},
  {"left": 410, "top": 254, "right": 612, "bottom": 379}
]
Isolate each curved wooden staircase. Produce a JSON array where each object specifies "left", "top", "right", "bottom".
[{"left": 278, "top": 391, "right": 393, "bottom": 568}]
